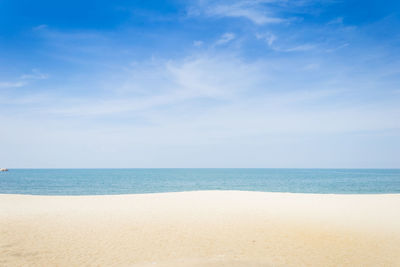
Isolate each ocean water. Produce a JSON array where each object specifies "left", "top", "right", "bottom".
[{"left": 0, "top": 169, "right": 399, "bottom": 195}]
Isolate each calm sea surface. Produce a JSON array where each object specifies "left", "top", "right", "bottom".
[{"left": 0, "top": 169, "right": 399, "bottom": 195}]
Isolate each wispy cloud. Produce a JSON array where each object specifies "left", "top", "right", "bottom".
[
  {"left": 256, "top": 32, "right": 277, "bottom": 46},
  {"left": 0, "top": 81, "right": 26, "bottom": 88},
  {"left": 193, "top": 40, "right": 204, "bottom": 47},
  {"left": 4, "top": 52, "right": 398, "bottom": 132},
  {"left": 0, "top": 69, "right": 48, "bottom": 89},
  {"left": 281, "top": 44, "right": 316, "bottom": 52},
  {"left": 20, "top": 69, "right": 49, "bottom": 80},
  {"left": 325, "top": 43, "right": 349, "bottom": 52},
  {"left": 32, "top": 24, "right": 48, "bottom": 31},
  {"left": 256, "top": 32, "right": 316, "bottom": 52},
  {"left": 206, "top": 4, "right": 284, "bottom": 24},
  {"left": 190, "top": 0, "right": 286, "bottom": 25},
  {"left": 2, "top": 49, "right": 399, "bottom": 167},
  {"left": 215, "top": 32, "right": 236, "bottom": 45}
]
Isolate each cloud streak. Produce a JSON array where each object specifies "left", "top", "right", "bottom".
[
  {"left": 190, "top": 0, "right": 286, "bottom": 24},
  {"left": 215, "top": 32, "right": 236, "bottom": 45},
  {"left": 0, "top": 81, "right": 26, "bottom": 88},
  {"left": 20, "top": 69, "right": 49, "bottom": 80},
  {"left": 0, "top": 69, "right": 48, "bottom": 89},
  {"left": 3, "top": 52, "right": 399, "bottom": 136}
]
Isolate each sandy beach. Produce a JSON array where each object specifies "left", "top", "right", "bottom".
[{"left": 0, "top": 191, "right": 399, "bottom": 266}]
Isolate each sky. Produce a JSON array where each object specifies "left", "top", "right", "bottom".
[{"left": 0, "top": 0, "right": 399, "bottom": 168}]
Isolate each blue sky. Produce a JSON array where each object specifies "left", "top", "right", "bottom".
[{"left": 0, "top": 0, "right": 399, "bottom": 168}]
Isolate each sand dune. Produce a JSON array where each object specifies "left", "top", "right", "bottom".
[{"left": 1, "top": 191, "right": 399, "bottom": 266}]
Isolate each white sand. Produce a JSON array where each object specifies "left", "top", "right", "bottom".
[{"left": 0, "top": 191, "right": 399, "bottom": 266}]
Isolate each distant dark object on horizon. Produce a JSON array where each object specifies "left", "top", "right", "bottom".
[{"left": 0, "top": 168, "right": 8, "bottom": 172}]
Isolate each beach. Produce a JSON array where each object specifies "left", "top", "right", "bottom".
[{"left": 1, "top": 191, "right": 399, "bottom": 266}]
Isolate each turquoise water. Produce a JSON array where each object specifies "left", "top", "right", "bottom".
[{"left": 0, "top": 169, "right": 399, "bottom": 195}]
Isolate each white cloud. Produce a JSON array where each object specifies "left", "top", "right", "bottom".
[
  {"left": 20, "top": 69, "right": 49, "bottom": 80},
  {"left": 36, "top": 54, "right": 266, "bottom": 117},
  {"left": 0, "top": 69, "right": 48, "bottom": 89},
  {"left": 256, "top": 32, "right": 277, "bottom": 46},
  {"left": 166, "top": 54, "right": 265, "bottom": 98},
  {"left": 191, "top": 0, "right": 285, "bottom": 25},
  {"left": 207, "top": 3, "right": 284, "bottom": 24},
  {"left": 303, "top": 63, "right": 320, "bottom": 70},
  {"left": 282, "top": 44, "right": 316, "bottom": 52},
  {"left": 32, "top": 24, "right": 48, "bottom": 31},
  {"left": 0, "top": 81, "right": 26, "bottom": 88},
  {"left": 215, "top": 32, "right": 236, "bottom": 45},
  {"left": 193, "top": 40, "right": 204, "bottom": 47},
  {"left": 2, "top": 51, "right": 400, "bottom": 167},
  {"left": 256, "top": 32, "right": 316, "bottom": 52},
  {"left": 325, "top": 43, "right": 349, "bottom": 53},
  {"left": 4, "top": 53, "right": 399, "bottom": 136}
]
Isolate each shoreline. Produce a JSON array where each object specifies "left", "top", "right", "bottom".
[
  {"left": 1, "top": 191, "right": 400, "bottom": 266},
  {"left": 2, "top": 189, "right": 400, "bottom": 196}
]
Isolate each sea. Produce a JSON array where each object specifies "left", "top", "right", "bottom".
[{"left": 0, "top": 169, "right": 399, "bottom": 195}]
